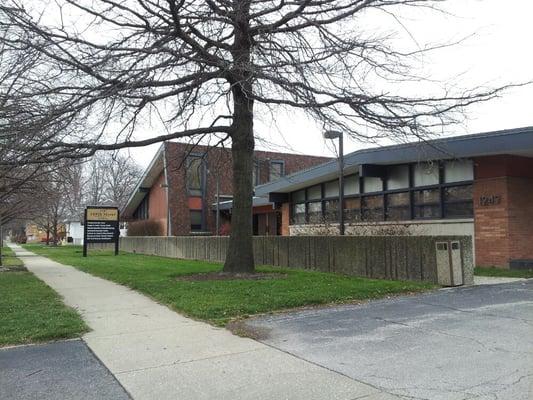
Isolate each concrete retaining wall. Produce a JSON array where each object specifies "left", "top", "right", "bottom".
[{"left": 119, "top": 235, "right": 474, "bottom": 285}]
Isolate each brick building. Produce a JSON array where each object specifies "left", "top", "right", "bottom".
[
  {"left": 256, "top": 127, "right": 533, "bottom": 269},
  {"left": 122, "top": 142, "right": 330, "bottom": 236}
]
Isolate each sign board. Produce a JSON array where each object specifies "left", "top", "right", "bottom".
[{"left": 83, "top": 206, "right": 119, "bottom": 257}]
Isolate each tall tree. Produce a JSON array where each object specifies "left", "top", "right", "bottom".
[{"left": 0, "top": 1, "right": 515, "bottom": 272}]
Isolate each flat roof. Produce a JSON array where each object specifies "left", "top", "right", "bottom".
[{"left": 255, "top": 126, "right": 533, "bottom": 195}]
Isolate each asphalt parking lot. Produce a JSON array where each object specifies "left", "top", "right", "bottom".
[
  {"left": 244, "top": 280, "right": 533, "bottom": 400},
  {"left": 0, "top": 339, "right": 130, "bottom": 400}
]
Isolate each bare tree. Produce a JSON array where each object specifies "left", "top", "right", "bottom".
[
  {"left": 84, "top": 153, "right": 142, "bottom": 209},
  {"left": 0, "top": 1, "right": 518, "bottom": 272}
]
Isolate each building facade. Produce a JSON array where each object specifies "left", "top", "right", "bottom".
[
  {"left": 256, "top": 127, "right": 533, "bottom": 269},
  {"left": 122, "top": 142, "right": 331, "bottom": 236}
]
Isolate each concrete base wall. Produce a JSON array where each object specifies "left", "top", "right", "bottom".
[{"left": 119, "top": 235, "right": 474, "bottom": 286}]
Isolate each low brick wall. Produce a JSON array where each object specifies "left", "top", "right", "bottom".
[{"left": 119, "top": 235, "right": 473, "bottom": 285}]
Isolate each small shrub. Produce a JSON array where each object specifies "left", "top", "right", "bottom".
[{"left": 127, "top": 220, "right": 164, "bottom": 236}]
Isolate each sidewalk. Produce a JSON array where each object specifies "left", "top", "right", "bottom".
[{"left": 9, "top": 244, "right": 399, "bottom": 400}]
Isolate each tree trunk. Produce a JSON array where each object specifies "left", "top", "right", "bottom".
[
  {"left": 223, "top": 88, "right": 255, "bottom": 273},
  {"left": 222, "top": 0, "right": 255, "bottom": 273}
]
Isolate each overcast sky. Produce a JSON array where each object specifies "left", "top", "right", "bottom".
[{"left": 127, "top": 0, "right": 533, "bottom": 168}]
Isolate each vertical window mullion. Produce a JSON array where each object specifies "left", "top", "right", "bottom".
[
  {"left": 408, "top": 164, "right": 415, "bottom": 220},
  {"left": 438, "top": 161, "right": 445, "bottom": 219}
]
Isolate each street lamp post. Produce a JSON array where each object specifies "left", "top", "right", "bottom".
[{"left": 324, "top": 130, "right": 345, "bottom": 235}]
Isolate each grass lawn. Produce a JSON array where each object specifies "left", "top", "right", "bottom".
[
  {"left": 24, "top": 244, "right": 436, "bottom": 326},
  {"left": 0, "top": 247, "right": 88, "bottom": 347},
  {"left": 475, "top": 266, "right": 533, "bottom": 279}
]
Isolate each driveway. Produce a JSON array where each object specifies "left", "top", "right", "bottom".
[
  {"left": 243, "top": 280, "right": 533, "bottom": 400},
  {"left": 0, "top": 340, "right": 130, "bottom": 400}
]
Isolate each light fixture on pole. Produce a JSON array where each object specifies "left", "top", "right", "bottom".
[{"left": 323, "top": 130, "right": 345, "bottom": 235}]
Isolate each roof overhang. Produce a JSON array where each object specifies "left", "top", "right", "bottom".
[
  {"left": 121, "top": 144, "right": 165, "bottom": 218},
  {"left": 213, "top": 196, "right": 274, "bottom": 211},
  {"left": 256, "top": 126, "right": 533, "bottom": 195}
]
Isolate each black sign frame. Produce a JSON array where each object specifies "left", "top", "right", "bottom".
[{"left": 83, "top": 206, "right": 120, "bottom": 257}]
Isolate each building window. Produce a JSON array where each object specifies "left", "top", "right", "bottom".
[
  {"left": 324, "top": 181, "right": 339, "bottom": 198},
  {"left": 362, "top": 195, "right": 384, "bottom": 221},
  {"left": 292, "top": 203, "right": 306, "bottom": 224},
  {"left": 344, "top": 175, "right": 360, "bottom": 195},
  {"left": 345, "top": 197, "right": 361, "bottom": 222},
  {"left": 324, "top": 199, "right": 339, "bottom": 222},
  {"left": 386, "top": 192, "right": 410, "bottom": 221},
  {"left": 413, "top": 188, "right": 440, "bottom": 219},
  {"left": 270, "top": 161, "right": 285, "bottom": 181},
  {"left": 187, "top": 157, "right": 203, "bottom": 196},
  {"left": 252, "top": 161, "right": 260, "bottom": 186},
  {"left": 288, "top": 160, "right": 473, "bottom": 226},
  {"left": 190, "top": 210, "right": 203, "bottom": 232},
  {"left": 444, "top": 160, "right": 474, "bottom": 183},
  {"left": 413, "top": 162, "right": 439, "bottom": 187},
  {"left": 307, "top": 185, "right": 322, "bottom": 200},
  {"left": 443, "top": 184, "right": 473, "bottom": 218},
  {"left": 387, "top": 165, "right": 409, "bottom": 190},
  {"left": 362, "top": 176, "right": 383, "bottom": 193},
  {"left": 133, "top": 196, "right": 149, "bottom": 220},
  {"left": 308, "top": 202, "right": 322, "bottom": 223}
]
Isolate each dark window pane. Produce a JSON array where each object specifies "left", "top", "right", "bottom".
[
  {"left": 386, "top": 192, "right": 410, "bottom": 221},
  {"left": 187, "top": 157, "right": 203, "bottom": 195},
  {"left": 444, "top": 185, "right": 472, "bottom": 202},
  {"left": 190, "top": 210, "right": 202, "bottom": 231},
  {"left": 307, "top": 185, "right": 322, "bottom": 200},
  {"left": 444, "top": 202, "right": 473, "bottom": 218},
  {"left": 345, "top": 197, "right": 361, "bottom": 222},
  {"left": 444, "top": 185, "right": 473, "bottom": 218},
  {"left": 324, "top": 200, "right": 339, "bottom": 222},
  {"left": 308, "top": 202, "right": 322, "bottom": 223},
  {"left": 270, "top": 161, "right": 284, "bottom": 181},
  {"left": 292, "top": 190, "right": 305, "bottom": 202},
  {"left": 414, "top": 204, "right": 440, "bottom": 219},
  {"left": 292, "top": 203, "right": 306, "bottom": 224},
  {"left": 413, "top": 188, "right": 440, "bottom": 219},
  {"left": 414, "top": 188, "right": 440, "bottom": 204},
  {"left": 362, "top": 195, "right": 384, "bottom": 221}
]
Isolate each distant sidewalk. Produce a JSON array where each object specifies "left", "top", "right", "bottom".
[{"left": 9, "top": 244, "right": 400, "bottom": 400}]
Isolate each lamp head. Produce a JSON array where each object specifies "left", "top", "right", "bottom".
[{"left": 323, "top": 130, "right": 342, "bottom": 139}]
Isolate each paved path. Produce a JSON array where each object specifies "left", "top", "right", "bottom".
[
  {"left": 9, "top": 244, "right": 398, "bottom": 400},
  {"left": 243, "top": 280, "right": 533, "bottom": 400},
  {"left": 0, "top": 340, "right": 130, "bottom": 400},
  {"left": 474, "top": 275, "right": 526, "bottom": 285}
]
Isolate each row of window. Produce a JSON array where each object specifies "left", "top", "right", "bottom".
[
  {"left": 290, "top": 160, "right": 474, "bottom": 224},
  {"left": 187, "top": 156, "right": 286, "bottom": 195}
]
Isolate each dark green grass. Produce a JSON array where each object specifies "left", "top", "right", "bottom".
[
  {"left": 0, "top": 247, "right": 88, "bottom": 347},
  {"left": 1, "top": 246, "right": 24, "bottom": 267},
  {"left": 475, "top": 266, "right": 533, "bottom": 279},
  {"left": 23, "top": 244, "right": 436, "bottom": 326}
]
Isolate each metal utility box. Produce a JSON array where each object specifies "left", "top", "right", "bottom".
[{"left": 435, "top": 241, "right": 464, "bottom": 286}]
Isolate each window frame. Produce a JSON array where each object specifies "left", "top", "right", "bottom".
[
  {"left": 289, "top": 160, "right": 474, "bottom": 225},
  {"left": 269, "top": 160, "right": 285, "bottom": 182}
]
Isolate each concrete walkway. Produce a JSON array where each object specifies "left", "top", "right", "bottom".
[
  {"left": 474, "top": 275, "right": 526, "bottom": 285},
  {"left": 9, "top": 244, "right": 398, "bottom": 400}
]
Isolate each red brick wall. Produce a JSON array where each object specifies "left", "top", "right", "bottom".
[
  {"left": 147, "top": 172, "right": 167, "bottom": 235},
  {"left": 507, "top": 177, "right": 533, "bottom": 261},
  {"left": 474, "top": 155, "right": 533, "bottom": 267},
  {"left": 281, "top": 203, "right": 290, "bottom": 236},
  {"left": 164, "top": 142, "right": 330, "bottom": 236},
  {"left": 473, "top": 177, "right": 510, "bottom": 267}
]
